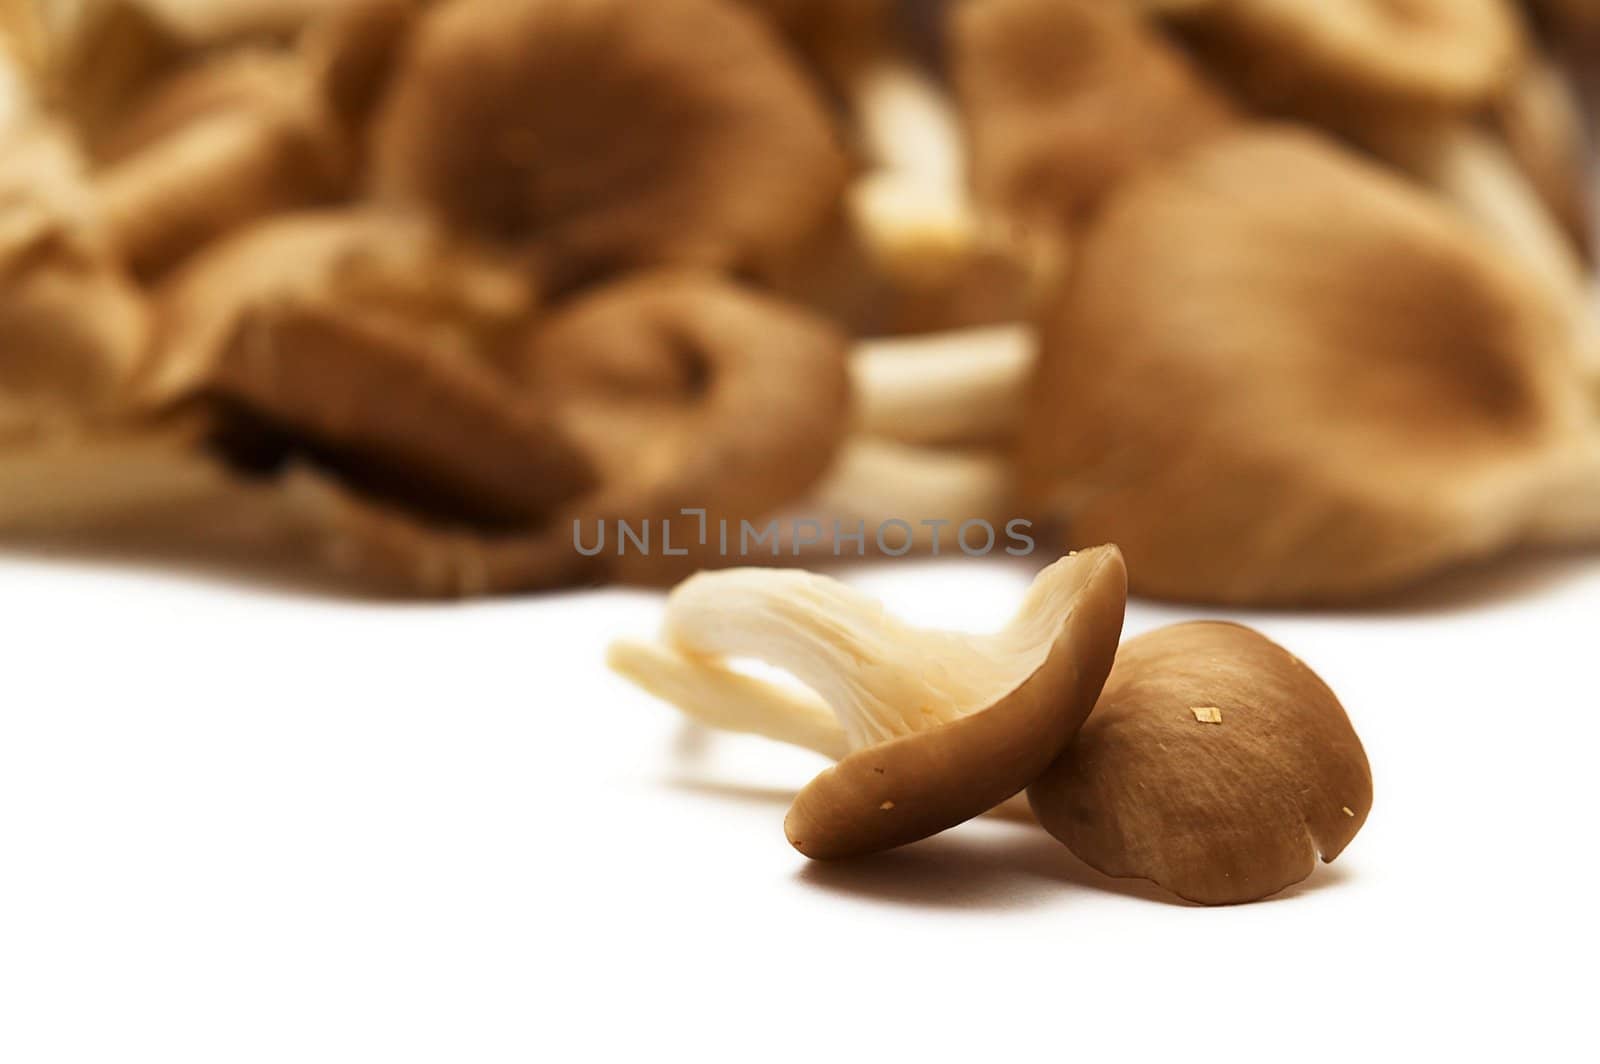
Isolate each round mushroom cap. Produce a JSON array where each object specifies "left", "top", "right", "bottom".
[
  {"left": 1021, "top": 127, "right": 1591, "bottom": 604},
  {"left": 518, "top": 270, "right": 851, "bottom": 585},
  {"left": 956, "top": 0, "right": 1236, "bottom": 232},
  {"left": 1172, "top": 0, "right": 1521, "bottom": 110},
  {"left": 370, "top": 0, "right": 848, "bottom": 287},
  {"left": 785, "top": 546, "right": 1128, "bottom": 860},
  {"left": 1028, "top": 621, "right": 1373, "bottom": 905}
]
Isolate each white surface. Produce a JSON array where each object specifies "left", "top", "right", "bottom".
[{"left": 1, "top": 549, "right": 1597, "bottom": 1060}]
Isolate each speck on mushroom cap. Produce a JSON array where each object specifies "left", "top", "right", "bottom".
[
  {"left": 1170, "top": 0, "right": 1521, "bottom": 110},
  {"left": 662, "top": 546, "right": 1128, "bottom": 860},
  {"left": 1021, "top": 127, "right": 1594, "bottom": 605},
  {"left": 370, "top": 0, "right": 847, "bottom": 286},
  {"left": 518, "top": 270, "right": 851, "bottom": 586},
  {"left": 1028, "top": 621, "right": 1373, "bottom": 905}
]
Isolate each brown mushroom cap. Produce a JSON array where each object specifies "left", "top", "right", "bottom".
[
  {"left": 518, "top": 271, "right": 852, "bottom": 585},
  {"left": 93, "top": 46, "right": 352, "bottom": 276},
  {"left": 0, "top": 122, "right": 148, "bottom": 435},
  {"left": 1488, "top": 52, "right": 1595, "bottom": 264},
  {"left": 1021, "top": 127, "right": 1595, "bottom": 604},
  {"left": 777, "top": 546, "right": 1128, "bottom": 860},
  {"left": 955, "top": 0, "right": 1237, "bottom": 233},
  {"left": 130, "top": 209, "right": 602, "bottom": 594},
  {"left": 1028, "top": 621, "right": 1373, "bottom": 905},
  {"left": 1168, "top": 0, "right": 1521, "bottom": 110},
  {"left": 370, "top": 0, "right": 847, "bottom": 287},
  {"left": 144, "top": 209, "right": 534, "bottom": 404}
]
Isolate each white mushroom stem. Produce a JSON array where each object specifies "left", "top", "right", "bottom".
[
  {"left": 608, "top": 638, "right": 849, "bottom": 760},
  {"left": 1361, "top": 118, "right": 1600, "bottom": 380},
  {"left": 659, "top": 562, "right": 1097, "bottom": 750},
  {"left": 809, "top": 438, "right": 1015, "bottom": 540},
  {"left": 851, "top": 323, "right": 1033, "bottom": 446},
  {"left": 606, "top": 636, "right": 1036, "bottom": 821},
  {"left": 846, "top": 58, "right": 981, "bottom": 279}
]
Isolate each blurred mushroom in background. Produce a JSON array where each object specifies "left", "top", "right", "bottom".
[
  {"left": 1151, "top": 0, "right": 1600, "bottom": 378},
  {"left": 0, "top": 121, "right": 150, "bottom": 437},
  {"left": 370, "top": 0, "right": 847, "bottom": 291},
  {"left": 1021, "top": 129, "right": 1600, "bottom": 605},
  {"left": 0, "top": 0, "right": 1597, "bottom": 603},
  {"left": 516, "top": 271, "right": 853, "bottom": 585}
]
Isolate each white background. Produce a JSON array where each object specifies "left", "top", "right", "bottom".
[{"left": 1, "top": 546, "right": 1596, "bottom": 1060}]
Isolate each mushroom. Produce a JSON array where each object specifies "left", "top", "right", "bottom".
[
  {"left": 1028, "top": 622, "right": 1373, "bottom": 905},
  {"left": 1163, "top": 0, "right": 1521, "bottom": 112},
  {"left": 1486, "top": 49, "right": 1595, "bottom": 265},
  {"left": 850, "top": 323, "right": 1031, "bottom": 446},
  {"left": 92, "top": 41, "right": 354, "bottom": 277},
  {"left": 1150, "top": 0, "right": 1600, "bottom": 377},
  {"left": 805, "top": 438, "right": 1016, "bottom": 554},
  {"left": 0, "top": 121, "right": 149, "bottom": 437},
  {"left": 737, "top": 0, "right": 983, "bottom": 282},
  {"left": 955, "top": 0, "right": 1237, "bottom": 242},
  {"left": 32, "top": 0, "right": 188, "bottom": 152},
  {"left": 1021, "top": 128, "right": 1600, "bottom": 605},
  {"left": 369, "top": 0, "right": 847, "bottom": 289},
  {"left": 143, "top": 209, "right": 535, "bottom": 404},
  {"left": 118, "top": 209, "right": 608, "bottom": 595},
  {"left": 515, "top": 270, "right": 852, "bottom": 585},
  {"left": 139, "top": 0, "right": 366, "bottom": 45},
  {"left": 609, "top": 546, "right": 1128, "bottom": 859}
]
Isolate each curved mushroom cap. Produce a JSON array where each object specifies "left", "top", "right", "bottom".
[
  {"left": 656, "top": 547, "right": 1127, "bottom": 859},
  {"left": 370, "top": 0, "right": 847, "bottom": 286},
  {"left": 1169, "top": 0, "right": 1521, "bottom": 109},
  {"left": 138, "top": 209, "right": 595, "bottom": 581},
  {"left": 94, "top": 46, "right": 352, "bottom": 276},
  {"left": 785, "top": 549, "right": 1127, "bottom": 860},
  {"left": 145, "top": 209, "right": 535, "bottom": 404},
  {"left": 956, "top": 0, "right": 1236, "bottom": 232},
  {"left": 0, "top": 123, "right": 148, "bottom": 435},
  {"left": 1021, "top": 128, "right": 1593, "bottom": 604},
  {"left": 518, "top": 271, "right": 851, "bottom": 585},
  {"left": 1028, "top": 621, "right": 1372, "bottom": 905}
]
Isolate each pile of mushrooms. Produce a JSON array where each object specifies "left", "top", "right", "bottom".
[
  {"left": 611, "top": 546, "right": 1374, "bottom": 904},
  {"left": 0, "top": 0, "right": 1596, "bottom": 604}
]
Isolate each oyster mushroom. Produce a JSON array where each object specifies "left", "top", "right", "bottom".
[
  {"left": 738, "top": 0, "right": 981, "bottom": 281},
  {"left": 1153, "top": 0, "right": 1598, "bottom": 374},
  {"left": 1486, "top": 50, "right": 1594, "bottom": 265},
  {"left": 610, "top": 546, "right": 1128, "bottom": 859},
  {"left": 1022, "top": 128, "right": 1600, "bottom": 605},
  {"left": 956, "top": 0, "right": 1237, "bottom": 240},
  {"left": 124, "top": 209, "right": 602, "bottom": 595},
  {"left": 370, "top": 0, "right": 846, "bottom": 288},
  {"left": 1028, "top": 622, "right": 1373, "bottom": 905},
  {"left": 93, "top": 42, "right": 353, "bottom": 277},
  {"left": 0, "top": 121, "right": 148, "bottom": 436},
  {"left": 851, "top": 323, "right": 1031, "bottom": 446},
  {"left": 516, "top": 271, "right": 852, "bottom": 585},
  {"left": 1165, "top": 0, "right": 1520, "bottom": 111}
]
